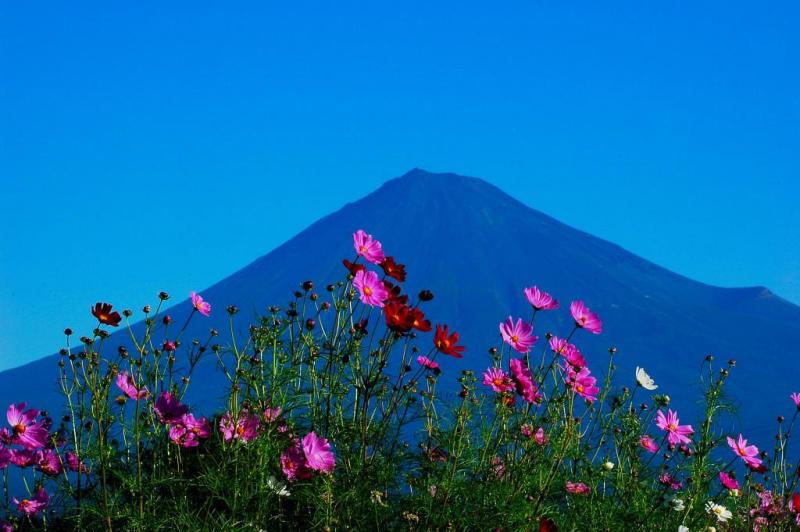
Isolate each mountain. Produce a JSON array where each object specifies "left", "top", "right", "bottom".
[{"left": 2, "top": 169, "right": 798, "bottom": 444}]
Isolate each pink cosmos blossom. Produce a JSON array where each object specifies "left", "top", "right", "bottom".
[
  {"left": 0, "top": 446, "right": 12, "bottom": 469},
  {"left": 6, "top": 404, "right": 49, "bottom": 450},
  {"left": 482, "top": 367, "right": 515, "bottom": 393},
  {"left": 523, "top": 286, "right": 559, "bottom": 310},
  {"left": 10, "top": 449, "right": 36, "bottom": 467},
  {"left": 1, "top": 521, "right": 12, "bottom": 532},
  {"left": 416, "top": 356, "right": 441, "bottom": 374},
  {"left": 565, "top": 365, "right": 599, "bottom": 403},
  {"left": 727, "top": 434, "right": 762, "bottom": 469},
  {"left": 353, "top": 270, "right": 389, "bottom": 307},
  {"left": 281, "top": 443, "right": 312, "bottom": 482},
  {"left": 565, "top": 481, "right": 590, "bottom": 495},
  {"left": 791, "top": 393, "right": 800, "bottom": 410},
  {"left": 170, "top": 414, "right": 211, "bottom": 448},
  {"left": 509, "top": 358, "right": 542, "bottom": 404},
  {"left": 219, "top": 410, "right": 260, "bottom": 443},
  {"left": 655, "top": 409, "right": 694, "bottom": 446},
  {"left": 65, "top": 451, "right": 88, "bottom": 473},
  {"left": 13, "top": 487, "right": 49, "bottom": 517},
  {"left": 301, "top": 432, "right": 335, "bottom": 473},
  {"left": 570, "top": 300, "right": 603, "bottom": 334},
  {"left": 190, "top": 291, "right": 211, "bottom": 316},
  {"left": 521, "top": 424, "right": 533, "bottom": 438},
  {"left": 353, "top": 229, "right": 385, "bottom": 265},
  {"left": 549, "top": 337, "right": 586, "bottom": 369},
  {"left": 263, "top": 406, "right": 283, "bottom": 423},
  {"left": 534, "top": 427, "right": 548, "bottom": 445},
  {"left": 640, "top": 435, "right": 659, "bottom": 454},
  {"left": 154, "top": 392, "right": 189, "bottom": 425},
  {"left": 719, "top": 471, "right": 740, "bottom": 490},
  {"left": 659, "top": 473, "right": 682, "bottom": 490},
  {"left": 115, "top": 371, "right": 149, "bottom": 401},
  {"left": 499, "top": 316, "right": 538, "bottom": 353},
  {"left": 491, "top": 456, "right": 506, "bottom": 478},
  {"left": 35, "top": 449, "right": 62, "bottom": 476}
]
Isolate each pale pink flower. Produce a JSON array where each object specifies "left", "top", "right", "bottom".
[
  {"left": 190, "top": 291, "right": 211, "bottom": 317},
  {"left": 523, "top": 286, "right": 559, "bottom": 310},
  {"left": 13, "top": 487, "right": 49, "bottom": 516},
  {"left": 727, "top": 434, "right": 762, "bottom": 469},
  {"left": 499, "top": 316, "right": 538, "bottom": 353},
  {"left": 482, "top": 367, "right": 515, "bottom": 393},
  {"left": 263, "top": 406, "right": 283, "bottom": 423},
  {"left": 565, "top": 481, "right": 590, "bottom": 495},
  {"left": 719, "top": 471, "right": 740, "bottom": 490},
  {"left": 353, "top": 270, "right": 389, "bottom": 307},
  {"left": 570, "top": 300, "right": 602, "bottom": 334},
  {"left": 5, "top": 404, "right": 49, "bottom": 450},
  {"left": 115, "top": 371, "right": 149, "bottom": 400},
  {"left": 655, "top": 409, "right": 694, "bottom": 446},
  {"left": 353, "top": 229, "right": 385, "bottom": 265},
  {"left": 219, "top": 410, "right": 260, "bottom": 443},
  {"left": 565, "top": 365, "right": 599, "bottom": 402},
  {"left": 301, "top": 432, "right": 335, "bottom": 473},
  {"left": 509, "top": 358, "right": 542, "bottom": 404},
  {"left": 640, "top": 435, "right": 659, "bottom": 453},
  {"left": 791, "top": 392, "right": 800, "bottom": 411}
]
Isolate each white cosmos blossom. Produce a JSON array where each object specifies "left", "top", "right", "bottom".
[
  {"left": 705, "top": 501, "right": 732, "bottom": 522},
  {"left": 669, "top": 497, "right": 685, "bottom": 511},
  {"left": 602, "top": 461, "right": 615, "bottom": 471},
  {"left": 635, "top": 366, "right": 658, "bottom": 390},
  {"left": 267, "top": 476, "right": 290, "bottom": 497},
  {"left": 678, "top": 526, "right": 689, "bottom": 532}
]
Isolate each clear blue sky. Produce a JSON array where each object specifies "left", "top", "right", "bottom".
[{"left": 1, "top": 1, "right": 798, "bottom": 371}]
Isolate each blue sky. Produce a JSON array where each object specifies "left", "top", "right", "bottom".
[{"left": 1, "top": 1, "right": 798, "bottom": 371}]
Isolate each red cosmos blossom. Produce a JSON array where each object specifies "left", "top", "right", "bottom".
[
  {"left": 382, "top": 281, "right": 409, "bottom": 305},
  {"left": 539, "top": 517, "right": 558, "bottom": 532},
  {"left": 380, "top": 256, "right": 406, "bottom": 282},
  {"left": 792, "top": 492, "right": 800, "bottom": 512},
  {"left": 433, "top": 324, "right": 465, "bottom": 358},
  {"left": 384, "top": 301, "right": 414, "bottom": 333},
  {"left": 342, "top": 259, "right": 366, "bottom": 275},
  {"left": 91, "top": 302, "right": 122, "bottom": 327},
  {"left": 409, "top": 307, "right": 431, "bottom": 332},
  {"left": 569, "top": 300, "right": 603, "bottom": 334}
]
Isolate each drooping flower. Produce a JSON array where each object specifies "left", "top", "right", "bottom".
[
  {"left": 499, "top": 316, "right": 538, "bottom": 353},
  {"left": 523, "top": 286, "right": 559, "bottom": 310},
  {"left": 727, "top": 434, "right": 762, "bottom": 469},
  {"left": 35, "top": 449, "right": 62, "bottom": 476},
  {"left": 706, "top": 501, "right": 732, "bottom": 522},
  {"left": 433, "top": 324, "right": 465, "bottom": 358},
  {"left": 569, "top": 300, "right": 603, "bottom": 334},
  {"left": 281, "top": 443, "right": 312, "bottom": 482},
  {"left": 565, "top": 365, "right": 599, "bottom": 403},
  {"left": 409, "top": 307, "right": 431, "bottom": 332},
  {"left": 219, "top": 410, "right": 260, "bottom": 443},
  {"left": 383, "top": 301, "right": 414, "bottom": 333},
  {"left": 640, "top": 435, "right": 659, "bottom": 453},
  {"left": 791, "top": 392, "right": 800, "bottom": 410},
  {"left": 342, "top": 258, "right": 366, "bottom": 275},
  {"left": 190, "top": 291, "right": 211, "bottom": 317},
  {"left": 353, "top": 270, "right": 389, "bottom": 307},
  {"left": 91, "top": 302, "right": 122, "bottom": 327},
  {"left": 565, "top": 481, "right": 591, "bottom": 495},
  {"left": 510, "top": 358, "right": 542, "bottom": 404},
  {"left": 416, "top": 356, "right": 441, "bottom": 375},
  {"left": 13, "top": 487, "right": 49, "bottom": 517},
  {"left": 301, "top": 432, "right": 335, "bottom": 473},
  {"left": 353, "top": 229, "right": 385, "bottom": 265},
  {"left": 154, "top": 392, "right": 189, "bottom": 425},
  {"left": 659, "top": 472, "right": 682, "bottom": 490},
  {"left": 550, "top": 337, "right": 586, "bottom": 369},
  {"left": 655, "top": 409, "right": 694, "bottom": 445},
  {"left": 6, "top": 404, "right": 49, "bottom": 450},
  {"left": 380, "top": 256, "right": 406, "bottom": 282},
  {"left": 719, "top": 471, "right": 740, "bottom": 490},
  {"left": 65, "top": 451, "right": 88, "bottom": 473},
  {"left": 115, "top": 371, "right": 149, "bottom": 400},
  {"left": 482, "top": 367, "right": 515, "bottom": 393},
  {"left": 635, "top": 367, "right": 658, "bottom": 390}
]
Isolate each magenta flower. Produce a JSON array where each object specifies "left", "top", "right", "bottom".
[
  {"left": 190, "top": 291, "right": 211, "bottom": 317},
  {"left": 301, "top": 432, "right": 335, "bottom": 474},
  {"left": 353, "top": 229, "right": 385, "bottom": 265},
  {"left": 719, "top": 471, "right": 740, "bottom": 490},
  {"left": 219, "top": 411, "right": 260, "bottom": 443},
  {"left": 482, "top": 367, "right": 515, "bottom": 393},
  {"left": 534, "top": 427, "right": 548, "bottom": 445},
  {"left": 13, "top": 487, "right": 49, "bottom": 517},
  {"left": 509, "top": 358, "right": 542, "bottom": 404},
  {"left": 791, "top": 393, "right": 800, "bottom": 411},
  {"left": 115, "top": 371, "right": 149, "bottom": 400},
  {"left": 263, "top": 405, "right": 283, "bottom": 423},
  {"left": 570, "top": 300, "right": 603, "bottom": 334},
  {"left": 170, "top": 414, "right": 211, "bottom": 448},
  {"left": 1, "top": 521, "right": 12, "bottom": 532},
  {"left": 10, "top": 449, "right": 35, "bottom": 467},
  {"left": 6, "top": 404, "right": 48, "bottom": 450},
  {"left": 659, "top": 473, "right": 682, "bottom": 490},
  {"left": 655, "top": 409, "right": 694, "bottom": 446},
  {"left": 491, "top": 456, "right": 506, "bottom": 479},
  {"left": 727, "top": 434, "right": 762, "bottom": 469},
  {"left": 65, "top": 451, "right": 88, "bottom": 473},
  {"left": 154, "top": 392, "right": 189, "bottom": 425},
  {"left": 523, "top": 286, "right": 559, "bottom": 310},
  {"left": 499, "top": 316, "right": 538, "bottom": 353},
  {"left": 565, "top": 365, "right": 599, "bottom": 403},
  {"left": 640, "top": 435, "right": 659, "bottom": 454},
  {"left": 281, "top": 443, "right": 312, "bottom": 482},
  {"left": 549, "top": 337, "right": 587, "bottom": 369},
  {"left": 416, "top": 356, "right": 441, "bottom": 374},
  {"left": 565, "top": 481, "right": 591, "bottom": 495},
  {"left": 0, "top": 446, "right": 11, "bottom": 469},
  {"left": 353, "top": 270, "right": 389, "bottom": 307},
  {"left": 35, "top": 449, "right": 62, "bottom": 476}
]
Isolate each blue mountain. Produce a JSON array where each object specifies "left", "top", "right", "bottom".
[{"left": 2, "top": 169, "right": 798, "bottom": 445}]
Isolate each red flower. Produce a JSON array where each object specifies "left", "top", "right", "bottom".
[
  {"left": 433, "top": 324, "right": 465, "bottom": 358},
  {"left": 380, "top": 256, "right": 406, "bottom": 282},
  {"left": 539, "top": 517, "right": 558, "bottom": 532},
  {"left": 409, "top": 307, "right": 431, "bottom": 332},
  {"left": 792, "top": 492, "right": 800, "bottom": 512},
  {"left": 384, "top": 301, "right": 414, "bottom": 334},
  {"left": 91, "top": 302, "right": 122, "bottom": 327},
  {"left": 342, "top": 259, "right": 365, "bottom": 275},
  {"left": 383, "top": 281, "right": 409, "bottom": 305}
]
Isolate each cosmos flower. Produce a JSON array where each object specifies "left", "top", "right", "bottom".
[
  {"left": 534, "top": 427, "right": 548, "bottom": 445},
  {"left": 417, "top": 356, "right": 441, "bottom": 375},
  {"left": 380, "top": 256, "right": 406, "bottom": 282},
  {"left": 169, "top": 414, "right": 211, "bottom": 448},
  {"left": 727, "top": 434, "right": 762, "bottom": 469},
  {"left": 91, "top": 302, "right": 122, "bottom": 327},
  {"left": 523, "top": 286, "right": 559, "bottom": 310},
  {"left": 550, "top": 337, "right": 586, "bottom": 369},
  {"left": 353, "top": 229, "right": 385, "bottom": 265},
  {"left": 510, "top": 358, "right": 542, "bottom": 404},
  {"left": 433, "top": 324, "right": 465, "bottom": 358},
  {"left": 266, "top": 476, "right": 291, "bottom": 497},
  {"left": 302, "top": 432, "right": 335, "bottom": 473},
  {"left": 154, "top": 392, "right": 189, "bottom": 425},
  {"left": 35, "top": 449, "right": 62, "bottom": 476},
  {"left": 219, "top": 410, "right": 260, "bottom": 443},
  {"left": 281, "top": 443, "right": 312, "bottom": 482},
  {"left": 353, "top": 270, "right": 389, "bottom": 307},
  {"left": 499, "top": 316, "right": 537, "bottom": 353},
  {"left": 659, "top": 473, "right": 682, "bottom": 490},
  {"left": 656, "top": 409, "right": 694, "bottom": 446},
  {"left": 13, "top": 488, "right": 49, "bottom": 517},
  {"left": 635, "top": 367, "right": 658, "bottom": 390},
  {"left": 409, "top": 307, "right": 431, "bottom": 332},
  {"left": 791, "top": 392, "right": 800, "bottom": 410},
  {"left": 640, "top": 435, "right": 659, "bottom": 454},
  {"left": 65, "top": 451, "right": 88, "bottom": 473},
  {"left": 482, "top": 367, "right": 515, "bottom": 393},
  {"left": 6, "top": 404, "right": 49, "bottom": 450},
  {"left": 383, "top": 301, "right": 414, "bottom": 333},
  {"left": 190, "top": 291, "right": 211, "bottom": 317},
  {"left": 570, "top": 300, "right": 603, "bottom": 334},
  {"left": 565, "top": 481, "right": 591, "bottom": 495},
  {"left": 565, "top": 365, "right": 599, "bottom": 402},
  {"left": 706, "top": 501, "right": 732, "bottom": 522},
  {"left": 115, "top": 371, "right": 149, "bottom": 401},
  {"left": 719, "top": 471, "right": 740, "bottom": 490},
  {"left": 342, "top": 258, "right": 365, "bottom": 275}
]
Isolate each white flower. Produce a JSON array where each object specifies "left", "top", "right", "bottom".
[
  {"left": 678, "top": 526, "right": 689, "bottom": 532},
  {"left": 669, "top": 497, "right": 685, "bottom": 511},
  {"left": 602, "top": 461, "right": 615, "bottom": 471},
  {"left": 705, "top": 501, "right": 732, "bottom": 522},
  {"left": 636, "top": 366, "right": 658, "bottom": 390},
  {"left": 266, "top": 476, "right": 290, "bottom": 497},
  {"left": 707, "top": 528, "right": 717, "bottom": 532}
]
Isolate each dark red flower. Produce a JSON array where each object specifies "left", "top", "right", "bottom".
[
  {"left": 383, "top": 281, "right": 409, "bottom": 305},
  {"left": 433, "top": 324, "right": 465, "bottom": 358},
  {"left": 409, "top": 308, "right": 431, "bottom": 332},
  {"left": 91, "top": 303, "right": 122, "bottom": 327},
  {"left": 539, "top": 517, "right": 558, "bottom": 532},
  {"left": 792, "top": 492, "right": 800, "bottom": 512},
  {"left": 380, "top": 256, "right": 406, "bottom": 282},
  {"left": 342, "top": 259, "right": 365, "bottom": 275},
  {"left": 384, "top": 301, "right": 414, "bottom": 334}
]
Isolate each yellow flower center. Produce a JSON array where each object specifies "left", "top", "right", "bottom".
[
  {"left": 363, "top": 286, "right": 373, "bottom": 296},
  {"left": 510, "top": 335, "right": 519, "bottom": 343},
  {"left": 668, "top": 423, "right": 677, "bottom": 432},
  {"left": 13, "top": 423, "right": 25, "bottom": 435}
]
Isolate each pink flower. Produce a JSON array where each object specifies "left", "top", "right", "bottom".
[
  {"left": 6, "top": 404, "right": 49, "bottom": 450},
  {"left": 9, "top": 449, "right": 36, "bottom": 467},
  {"left": 521, "top": 424, "right": 534, "bottom": 438},
  {"left": 219, "top": 411, "right": 260, "bottom": 443},
  {"left": 169, "top": 414, "right": 211, "bottom": 448},
  {"left": 0, "top": 446, "right": 11, "bottom": 469},
  {"left": 509, "top": 358, "right": 542, "bottom": 404},
  {"left": 499, "top": 316, "right": 537, "bottom": 353},
  {"left": 482, "top": 367, "right": 515, "bottom": 393},
  {"left": 491, "top": 456, "right": 506, "bottom": 478},
  {"left": 659, "top": 473, "right": 682, "bottom": 490},
  {"left": 281, "top": 443, "right": 312, "bottom": 482},
  {"left": 353, "top": 230, "right": 385, "bottom": 265},
  {"left": 13, "top": 487, "right": 49, "bottom": 517},
  {"left": 534, "top": 427, "right": 548, "bottom": 445},
  {"left": 35, "top": 449, "right": 62, "bottom": 476},
  {"left": 565, "top": 365, "right": 599, "bottom": 403},
  {"left": 565, "top": 481, "right": 590, "bottom": 495},
  {"left": 640, "top": 435, "right": 659, "bottom": 453},
  {"left": 416, "top": 356, "right": 441, "bottom": 374},
  {"left": 301, "top": 432, "right": 335, "bottom": 473},
  {"left": 727, "top": 434, "right": 762, "bottom": 469},
  {"left": 719, "top": 471, "right": 740, "bottom": 490},
  {"left": 549, "top": 337, "right": 586, "bottom": 369},
  {"left": 353, "top": 270, "right": 389, "bottom": 307},
  {"left": 65, "top": 451, "right": 88, "bottom": 473},
  {"left": 154, "top": 392, "right": 189, "bottom": 424},
  {"left": 263, "top": 406, "right": 283, "bottom": 423},
  {"left": 115, "top": 371, "right": 149, "bottom": 400},
  {"left": 1, "top": 521, "right": 12, "bottom": 532},
  {"left": 570, "top": 300, "right": 602, "bottom": 334},
  {"left": 523, "top": 286, "right": 559, "bottom": 310},
  {"left": 791, "top": 393, "right": 800, "bottom": 411},
  {"left": 655, "top": 409, "right": 694, "bottom": 446},
  {"left": 190, "top": 291, "right": 211, "bottom": 317}
]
